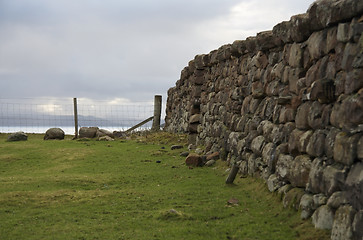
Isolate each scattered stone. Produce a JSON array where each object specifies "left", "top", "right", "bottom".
[
  {"left": 180, "top": 151, "right": 189, "bottom": 157},
  {"left": 312, "top": 205, "right": 334, "bottom": 230},
  {"left": 7, "top": 132, "right": 28, "bottom": 142},
  {"left": 96, "top": 129, "right": 113, "bottom": 138},
  {"left": 205, "top": 160, "right": 216, "bottom": 167},
  {"left": 44, "top": 128, "right": 65, "bottom": 140},
  {"left": 185, "top": 154, "right": 203, "bottom": 167},
  {"left": 171, "top": 145, "right": 183, "bottom": 150},
  {"left": 79, "top": 127, "right": 99, "bottom": 138},
  {"left": 227, "top": 198, "right": 239, "bottom": 206},
  {"left": 195, "top": 148, "right": 204, "bottom": 155},
  {"left": 98, "top": 136, "right": 114, "bottom": 141},
  {"left": 206, "top": 152, "right": 220, "bottom": 161}
]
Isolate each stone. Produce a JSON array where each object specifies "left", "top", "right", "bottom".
[
  {"left": 334, "top": 132, "right": 360, "bottom": 165},
  {"left": 276, "top": 154, "right": 294, "bottom": 180},
  {"left": 345, "top": 69, "right": 363, "bottom": 95},
  {"left": 342, "top": 43, "right": 359, "bottom": 71},
  {"left": 313, "top": 193, "right": 328, "bottom": 209},
  {"left": 96, "top": 129, "right": 113, "bottom": 138},
  {"left": 289, "top": 155, "right": 312, "bottom": 188},
  {"left": 345, "top": 162, "right": 363, "bottom": 210},
  {"left": 262, "top": 143, "right": 277, "bottom": 172},
  {"left": 295, "top": 102, "right": 311, "bottom": 130},
  {"left": 189, "top": 114, "right": 201, "bottom": 124},
  {"left": 298, "top": 130, "right": 313, "bottom": 154},
  {"left": 283, "top": 187, "right": 304, "bottom": 210},
  {"left": 288, "top": 129, "right": 304, "bottom": 155},
  {"left": 205, "top": 160, "right": 216, "bottom": 167},
  {"left": 277, "top": 184, "right": 293, "bottom": 200},
  {"left": 98, "top": 136, "right": 114, "bottom": 141},
  {"left": 6, "top": 132, "right": 28, "bottom": 142},
  {"left": 267, "top": 174, "right": 281, "bottom": 192},
  {"left": 337, "top": 23, "right": 351, "bottom": 43},
  {"left": 307, "top": 30, "right": 327, "bottom": 60},
  {"left": 325, "top": 128, "right": 340, "bottom": 159},
  {"left": 288, "top": 43, "right": 303, "bottom": 68},
  {"left": 331, "top": 205, "right": 356, "bottom": 240},
  {"left": 352, "top": 210, "right": 363, "bottom": 240},
  {"left": 327, "top": 191, "right": 349, "bottom": 209},
  {"left": 79, "top": 127, "right": 98, "bottom": 138},
  {"left": 307, "top": 158, "right": 325, "bottom": 194},
  {"left": 44, "top": 128, "right": 65, "bottom": 140},
  {"left": 312, "top": 205, "right": 334, "bottom": 230},
  {"left": 310, "top": 79, "right": 336, "bottom": 104},
  {"left": 299, "top": 194, "right": 314, "bottom": 220},
  {"left": 322, "top": 165, "right": 347, "bottom": 196},
  {"left": 251, "top": 136, "right": 265, "bottom": 156},
  {"left": 171, "top": 145, "right": 183, "bottom": 150},
  {"left": 206, "top": 152, "right": 219, "bottom": 161},
  {"left": 185, "top": 153, "right": 203, "bottom": 167},
  {"left": 358, "top": 136, "right": 363, "bottom": 161},
  {"left": 306, "top": 130, "right": 326, "bottom": 157},
  {"left": 180, "top": 152, "right": 189, "bottom": 157}
]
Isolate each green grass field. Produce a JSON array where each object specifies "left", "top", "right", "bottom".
[{"left": 0, "top": 132, "right": 329, "bottom": 240}]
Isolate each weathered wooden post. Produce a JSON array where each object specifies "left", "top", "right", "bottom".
[
  {"left": 151, "top": 95, "right": 162, "bottom": 131},
  {"left": 73, "top": 98, "right": 78, "bottom": 138}
]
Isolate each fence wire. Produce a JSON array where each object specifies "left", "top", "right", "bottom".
[{"left": 0, "top": 98, "right": 155, "bottom": 134}]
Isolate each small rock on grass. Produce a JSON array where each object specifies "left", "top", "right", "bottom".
[
  {"left": 171, "top": 145, "right": 183, "bottom": 150},
  {"left": 205, "top": 160, "right": 216, "bottom": 167},
  {"left": 180, "top": 151, "right": 189, "bottom": 157},
  {"left": 7, "top": 132, "right": 28, "bottom": 142}
]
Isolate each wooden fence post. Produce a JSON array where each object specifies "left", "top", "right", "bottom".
[
  {"left": 73, "top": 98, "right": 78, "bottom": 138},
  {"left": 151, "top": 95, "right": 162, "bottom": 131}
]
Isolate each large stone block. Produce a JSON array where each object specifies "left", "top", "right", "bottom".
[
  {"left": 345, "top": 162, "right": 363, "bottom": 210},
  {"left": 353, "top": 210, "right": 363, "bottom": 240},
  {"left": 307, "top": 30, "right": 327, "bottom": 60},
  {"left": 298, "top": 130, "right": 313, "bottom": 154},
  {"left": 289, "top": 155, "right": 312, "bottom": 188},
  {"left": 295, "top": 102, "right": 312, "bottom": 130},
  {"left": 306, "top": 130, "right": 326, "bottom": 157},
  {"left": 307, "top": 158, "right": 324, "bottom": 194},
  {"left": 44, "top": 128, "right": 65, "bottom": 140},
  {"left": 288, "top": 129, "right": 304, "bottom": 156},
  {"left": 312, "top": 205, "right": 334, "bottom": 230},
  {"left": 288, "top": 43, "right": 304, "bottom": 68},
  {"left": 276, "top": 154, "right": 294, "bottom": 180},
  {"left": 331, "top": 205, "right": 356, "bottom": 240},
  {"left": 334, "top": 132, "right": 361, "bottom": 165}
]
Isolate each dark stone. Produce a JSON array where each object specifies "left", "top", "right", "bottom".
[
  {"left": 44, "top": 128, "right": 65, "bottom": 140},
  {"left": 79, "top": 127, "right": 99, "bottom": 138},
  {"left": 6, "top": 132, "right": 28, "bottom": 142},
  {"left": 185, "top": 153, "right": 203, "bottom": 167}
]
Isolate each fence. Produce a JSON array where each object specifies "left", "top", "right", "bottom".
[{"left": 0, "top": 96, "right": 163, "bottom": 135}]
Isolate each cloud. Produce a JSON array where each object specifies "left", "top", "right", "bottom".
[{"left": 0, "top": 0, "right": 314, "bottom": 102}]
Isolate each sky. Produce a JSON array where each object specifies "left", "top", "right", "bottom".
[{"left": 0, "top": 0, "right": 315, "bottom": 105}]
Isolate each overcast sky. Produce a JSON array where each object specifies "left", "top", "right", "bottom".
[{"left": 0, "top": 0, "right": 314, "bottom": 104}]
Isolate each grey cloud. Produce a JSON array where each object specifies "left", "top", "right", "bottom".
[{"left": 0, "top": 0, "right": 313, "bottom": 102}]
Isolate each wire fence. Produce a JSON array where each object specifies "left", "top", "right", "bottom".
[{"left": 0, "top": 97, "right": 157, "bottom": 135}]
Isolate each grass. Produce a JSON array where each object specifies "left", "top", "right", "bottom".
[{"left": 0, "top": 132, "right": 330, "bottom": 240}]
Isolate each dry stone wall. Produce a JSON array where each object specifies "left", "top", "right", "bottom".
[{"left": 165, "top": 0, "right": 363, "bottom": 239}]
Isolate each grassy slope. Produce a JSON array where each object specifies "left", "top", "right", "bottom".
[{"left": 0, "top": 133, "right": 330, "bottom": 240}]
